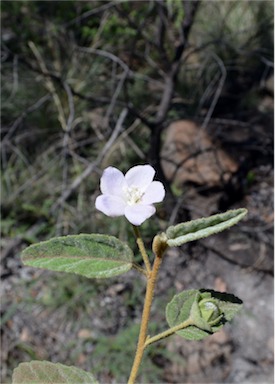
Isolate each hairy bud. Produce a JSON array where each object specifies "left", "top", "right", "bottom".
[{"left": 152, "top": 233, "right": 168, "bottom": 256}]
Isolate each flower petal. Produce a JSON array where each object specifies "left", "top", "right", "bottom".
[
  {"left": 125, "top": 204, "right": 156, "bottom": 226},
  {"left": 142, "top": 181, "right": 165, "bottom": 204},
  {"left": 125, "top": 165, "right": 155, "bottom": 191},
  {"left": 100, "top": 167, "right": 126, "bottom": 197},
  {"left": 95, "top": 195, "right": 126, "bottom": 217}
]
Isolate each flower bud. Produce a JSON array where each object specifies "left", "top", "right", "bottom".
[
  {"left": 152, "top": 233, "right": 168, "bottom": 256},
  {"left": 199, "top": 298, "right": 220, "bottom": 324}
]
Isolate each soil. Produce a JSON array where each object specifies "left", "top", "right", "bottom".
[
  {"left": 1, "top": 117, "right": 274, "bottom": 383},
  {"left": 1, "top": 162, "right": 273, "bottom": 384}
]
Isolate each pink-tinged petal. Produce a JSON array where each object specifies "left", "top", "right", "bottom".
[
  {"left": 95, "top": 195, "right": 126, "bottom": 217},
  {"left": 100, "top": 167, "right": 126, "bottom": 197},
  {"left": 125, "top": 204, "right": 156, "bottom": 226},
  {"left": 142, "top": 181, "right": 165, "bottom": 204},
  {"left": 125, "top": 165, "right": 155, "bottom": 190}
]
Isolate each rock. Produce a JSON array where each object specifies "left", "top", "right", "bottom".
[{"left": 161, "top": 120, "right": 238, "bottom": 187}]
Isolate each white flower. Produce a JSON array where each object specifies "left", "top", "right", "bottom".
[{"left": 95, "top": 165, "right": 165, "bottom": 226}]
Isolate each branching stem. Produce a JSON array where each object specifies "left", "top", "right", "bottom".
[
  {"left": 127, "top": 246, "right": 163, "bottom": 384},
  {"left": 132, "top": 263, "right": 147, "bottom": 276}
]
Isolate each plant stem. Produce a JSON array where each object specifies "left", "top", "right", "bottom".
[
  {"left": 144, "top": 318, "right": 194, "bottom": 347},
  {"left": 127, "top": 252, "right": 163, "bottom": 384},
  {"left": 132, "top": 262, "right": 147, "bottom": 276},
  {"left": 132, "top": 225, "right": 151, "bottom": 274}
]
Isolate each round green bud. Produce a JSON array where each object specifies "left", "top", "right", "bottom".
[{"left": 199, "top": 298, "right": 220, "bottom": 323}]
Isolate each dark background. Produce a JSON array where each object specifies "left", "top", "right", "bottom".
[{"left": 1, "top": 1, "right": 273, "bottom": 383}]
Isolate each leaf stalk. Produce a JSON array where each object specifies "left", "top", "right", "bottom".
[
  {"left": 144, "top": 318, "right": 194, "bottom": 347},
  {"left": 132, "top": 225, "right": 151, "bottom": 274}
]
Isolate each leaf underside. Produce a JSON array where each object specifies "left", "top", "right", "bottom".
[
  {"left": 21, "top": 234, "right": 133, "bottom": 278},
  {"left": 12, "top": 360, "right": 98, "bottom": 384},
  {"left": 166, "top": 208, "right": 247, "bottom": 247}
]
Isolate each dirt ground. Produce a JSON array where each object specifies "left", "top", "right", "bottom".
[
  {"left": 1, "top": 161, "right": 273, "bottom": 384},
  {"left": 1, "top": 2, "right": 273, "bottom": 381}
]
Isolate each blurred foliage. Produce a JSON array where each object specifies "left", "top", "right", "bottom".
[
  {"left": 2, "top": 1, "right": 273, "bottom": 241},
  {"left": 1, "top": 2, "right": 273, "bottom": 382},
  {"left": 91, "top": 322, "right": 173, "bottom": 383},
  {"left": 1, "top": 0, "right": 273, "bottom": 298}
]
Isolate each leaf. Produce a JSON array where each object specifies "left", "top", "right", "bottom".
[
  {"left": 12, "top": 360, "right": 98, "bottom": 384},
  {"left": 166, "top": 208, "right": 247, "bottom": 247},
  {"left": 22, "top": 234, "right": 133, "bottom": 279},
  {"left": 201, "top": 289, "right": 244, "bottom": 322},
  {"left": 166, "top": 289, "right": 243, "bottom": 341}
]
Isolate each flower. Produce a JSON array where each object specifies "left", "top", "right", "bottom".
[{"left": 95, "top": 165, "right": 165, "bottom": 226}]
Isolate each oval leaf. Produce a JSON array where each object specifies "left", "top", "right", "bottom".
[
  {"left": 22, "top": 234, "right": 133, "bottom": 278},
  {"left": 166, "top": 289, "right": 243, "bottom": 341},
  {"left": 12, "top": 360, "right": 98, "bottom": 384},
  {"left": 166, "top": 208, "right": 247, "bottom": 247}
]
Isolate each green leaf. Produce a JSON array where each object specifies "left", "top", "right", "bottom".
[
  {"left": 166, "top": 289, "right": 243, "bottom": 341},
  {"left": 12, "top": 360, "right": 98, "bottom": 384},
  {"left": 21, "top": 234, "right": 133, "bottom": 279},
  {"left": 166, "top": 208, "right": 247, "bottom": 247}
]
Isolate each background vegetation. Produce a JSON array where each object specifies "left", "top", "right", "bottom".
[{"left": 1, "top": 1, "right": 273, "bottom": 383}]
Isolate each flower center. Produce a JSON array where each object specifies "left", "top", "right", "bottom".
[{"left": 124, "top": 186, "right": 144, "bottom": 206}]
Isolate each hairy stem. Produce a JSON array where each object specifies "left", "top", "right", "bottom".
[
  {"left": 132, "top": 225, "right": 151, "bottom": 274},
  {"left": 144, "top": 318, "right": 194, "bottom": 347},
  {"left": 127, "top": 252, "right": 163, "bottom": 384},
  {"left": 132, "top": 262, "right": 147, "bottom": 276}
]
